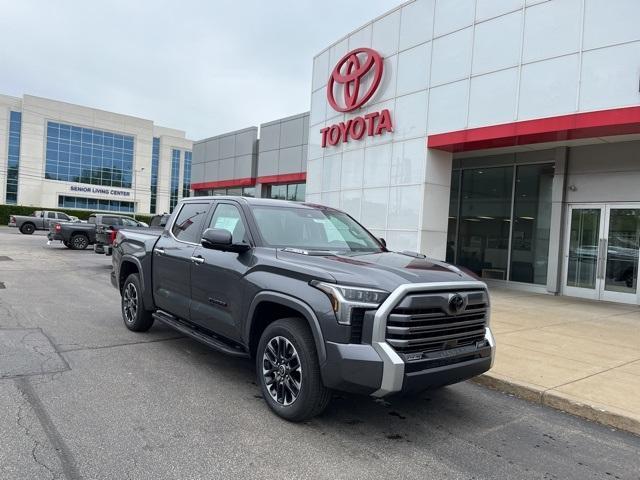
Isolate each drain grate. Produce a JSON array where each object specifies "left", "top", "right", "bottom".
[{"left": 0, "top": 256, "right": 13, "bottom": 261}]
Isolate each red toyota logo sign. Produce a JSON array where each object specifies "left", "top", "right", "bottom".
[
  {"left": 327, "top": 48, "right": 384, "bottom": 112},
  {"left": 321, "top": 47, "right": 393, "bottom": 148}
]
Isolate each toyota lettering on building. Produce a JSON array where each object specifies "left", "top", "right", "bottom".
[{"left": 321, "top": 48, "right": 393, "bottom": 148}]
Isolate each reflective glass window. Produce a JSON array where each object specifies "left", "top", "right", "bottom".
[
  {"left": 45, "top": 121, "right": 135, "bottom": 189},
  {"left": 509, "top": 164, "right": 554, "bottom": 284},
  {"left": 170, "top": 149, "right": 181, "bottom": 212},
  {"left": 5, "top": 111, "right": 22, "bottom": 204},
  {"left": 150, "top": 137, "right": 160, "bottom": 213},
  {"left": 456, "top": 167, "right": 514, "bottom": 280}
]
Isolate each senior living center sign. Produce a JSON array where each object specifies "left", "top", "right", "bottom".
[{"left": 320, "top": 48, "right": 393, "bottom": 148}]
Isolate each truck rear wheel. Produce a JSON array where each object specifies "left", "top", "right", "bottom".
[
  {"left": 121, "top": 273, "right": 154, "bottom": 332},
  {"left": 70, "top": 233, "right": 89, "bottom": 250},
  {"left": 256, "top": 318, "right": 331, "bottom": 422},
  {"left": 20, "top": 223, "right": 35, "bottom": 235}
]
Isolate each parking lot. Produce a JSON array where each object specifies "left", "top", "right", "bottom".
[{"left": 1, "top": 227, "right": 639, "bottom": 480}]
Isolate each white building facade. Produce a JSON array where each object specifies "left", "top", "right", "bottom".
[
  {"left": 0, "top": 94, "right": 193, "bottom": 214},
  {"left": 303, "top": 0, "right": 640, "bottom": 304}
]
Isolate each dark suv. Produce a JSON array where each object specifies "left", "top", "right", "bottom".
[{"left": 111, "top": 197, "right": 495, "bottom": 421}]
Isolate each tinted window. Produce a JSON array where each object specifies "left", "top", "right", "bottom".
[
  {"left": 208, "top": 204, "right": 247, "bottom": 244},
  {"left": 57, "top": 213, "right": 70, "bottom": 221},
  {"left": 171, "top": 203, "right": 209, "bottom": 243},
  {"left": 102, "top": 216, "right": 121, "bottom": 226},
  {"left": 121, "top": 218, "right": 139, "bottom": 227},
  {"left": 47, "top": 212, "right": 56, "bottom": 219}
]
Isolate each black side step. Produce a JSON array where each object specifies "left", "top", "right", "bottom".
[{"left": 153, "top": 311, "right": 249, "bottom": 358}]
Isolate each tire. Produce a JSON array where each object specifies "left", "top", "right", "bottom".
[
  {"left": 256, "top": 318, "right": 331, "bottom": 422},
  {"left": 70, "top": 233, "right": 89, "bottom": 250},
  {"left": 121, "top": 273, "right": 154, "bottom": 332},
  {"left": 20, "top": 223, "right": 35, "bottom": 235}
]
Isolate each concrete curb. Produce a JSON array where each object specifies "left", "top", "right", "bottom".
[{"left": 472, "top": 373, "right": 640, "bottom": 437}]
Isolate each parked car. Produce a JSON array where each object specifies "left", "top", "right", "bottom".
[
  {"left": 95, "top": 214, "right": 169, "bottom": 255},
  {"left": 48, "top": 213, "right": 141, "bottom": 250},
  {"left": 111, "top": 197, "right": 495, "bottom": 421},
  {"left": 8, "top": 210, "right": 77, "bottom": 234}
]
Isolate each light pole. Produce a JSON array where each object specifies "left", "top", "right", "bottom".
[{"left": 133, "top": 167, "right": 145, "bottom": 219}]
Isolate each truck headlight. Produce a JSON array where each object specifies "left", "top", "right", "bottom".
[{"left": 310, "top": 280, "right": 389, "bottom": 325}]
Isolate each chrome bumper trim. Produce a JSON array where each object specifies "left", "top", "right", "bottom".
[{"left": 370, "top": 281, "right": 489, "bottom": 397}]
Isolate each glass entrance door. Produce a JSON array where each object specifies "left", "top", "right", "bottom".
[{"left": 564, "top": 204, "right": 640, "bottom": 304}]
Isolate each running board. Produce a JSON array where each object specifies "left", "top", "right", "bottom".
[{"left": 152, "top": 311, "right": 249, "bottom": 358}]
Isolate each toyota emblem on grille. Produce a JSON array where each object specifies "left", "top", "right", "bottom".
[{"left": 448, "top": 293, "right": 466, "bottom": 315}]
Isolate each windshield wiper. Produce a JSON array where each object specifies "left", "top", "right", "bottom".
[{"left": 281, "top": 248, "right": 338, "bottom": 256}]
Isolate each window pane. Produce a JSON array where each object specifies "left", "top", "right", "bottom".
[
  {"left": 208, "top": 204, "right": 247, "bottom": 244},
  {"left": 171, "top": 203, "right": 209, "bottom": 243},
  {"left": 446, "top": 170, "right": 460, "bottom": 264},
  {"left": 509, "top": 164, "right": 554, "bottom": 284},
  {"left": 457, "top": 166, "right": 513, "bottom": 280},
  {"left": 567, "top": 208, "right": 601, "bottom": 289}
]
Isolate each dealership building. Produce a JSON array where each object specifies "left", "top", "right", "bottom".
[
  {"left": 0, "top": 94, "right": 193, "bottom": 215},
  {"left": 190, "top": 0, "right": 640, "bottom": 304}
]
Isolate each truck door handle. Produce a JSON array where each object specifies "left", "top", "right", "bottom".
[
  {"left": 154, "top": 248, "right": 165, "bottom": 256},
  {"left": 190, "top": 255, "right": 205, "bottom": 265}
]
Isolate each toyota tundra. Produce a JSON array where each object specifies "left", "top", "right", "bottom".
[{"left": 111, "top": 197, "right": 495, "bottom": 421}]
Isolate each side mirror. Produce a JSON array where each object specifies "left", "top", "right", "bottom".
[
  {"left": 201, "top": 228, "right": 250, "bottom": 253},
  {"left": 379, "top": 237, "right": 387, "bottom": 248}
]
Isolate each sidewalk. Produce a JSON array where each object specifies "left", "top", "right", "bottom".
[{"left": 475, "top": 288, "right": 640, "bottom": 435}]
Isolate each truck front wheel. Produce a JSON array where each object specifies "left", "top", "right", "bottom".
[
  {"left": 256, "top": 318, "right": 331, "bottom": 422},
  {"left": 121, "top": 273, "right": 154, "bottom": 332}
]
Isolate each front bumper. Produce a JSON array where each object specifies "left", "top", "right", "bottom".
[{"left": 322, "top": 326, "right": 495, "bottom": 396}]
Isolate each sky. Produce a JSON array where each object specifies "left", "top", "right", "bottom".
[{"left": 0, "top": 0, "right": 399, "bottom": 140}]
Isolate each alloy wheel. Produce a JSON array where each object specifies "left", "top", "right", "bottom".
[
  {"left": 262, "top": 336, "right": 302, "bottom": 406},
  {"left": 123, "top": 282, "right": 138, "bottom": 323},
  {"left": 74, "top": 236, "right": 87, "bottom": 249}
]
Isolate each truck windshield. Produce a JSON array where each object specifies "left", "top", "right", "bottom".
[{"left": 252, "top": 205, "right": 383, "bottom": 253}]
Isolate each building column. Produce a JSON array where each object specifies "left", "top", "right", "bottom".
[
  {"left": 546, "top": 147, "right": 568, "bottom": 294},
  {"left": 419, "top": 148, "right": 453, "bottom": 260}
]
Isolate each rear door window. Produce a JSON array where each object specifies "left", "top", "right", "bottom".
[
  {"left": 102, "top": 216, "right": 121, "bottom": 226},
  {"left": 47, "top": 212, "right": 56, "bottom": 219},
  {"left": 171, "top": 203, "right": 210, "bottom": 243},
  {"left": 57, "top": 213, "right": 70, "bottom": 221}
]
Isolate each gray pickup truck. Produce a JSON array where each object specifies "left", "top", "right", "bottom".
[
  {"left": 49, "top": 213, "right": 143, "bottom": 250},
  {"left": 9, "top": 210, "right": 78, "bottom": 234},
  {"left": 111, "top": 197, "right": 495, "bottom": 421}
]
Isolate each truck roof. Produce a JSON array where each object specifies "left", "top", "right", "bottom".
[{"left": 181, "top": 196, "right": 335, "bottom": 211}]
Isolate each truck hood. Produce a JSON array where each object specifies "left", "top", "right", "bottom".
[{"left": 275, "top": 249, "right": 478, "bottom": 292}]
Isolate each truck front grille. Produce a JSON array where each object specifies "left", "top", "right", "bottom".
[{"left": 385, "top": 289, "right": 488, "bottom": 356}]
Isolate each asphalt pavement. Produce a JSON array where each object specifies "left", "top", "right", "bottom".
[{"left": 0, "top": 227, "right": 639, "bottom": 480}]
